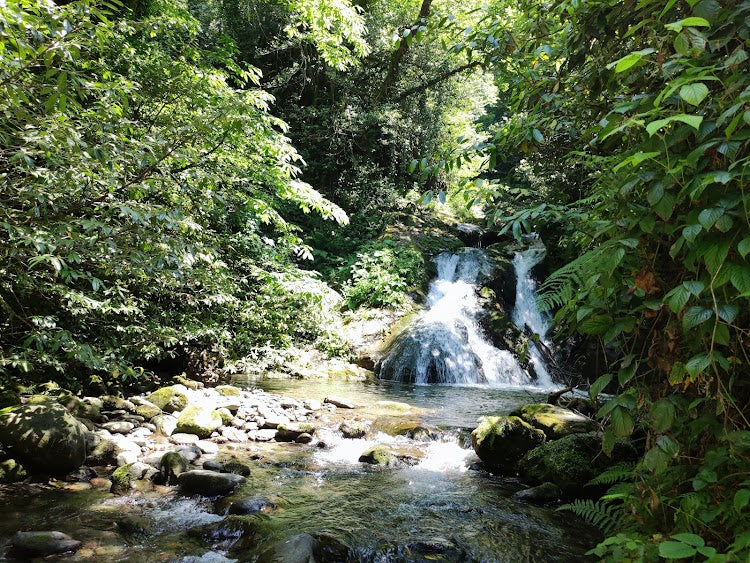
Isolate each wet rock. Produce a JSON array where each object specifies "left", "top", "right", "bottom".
[
  {"left": 65, "top": 467, "right": 97, "bottom": 483},
  {"left": 101, "top": 421, "right": 135, "bottom": 434},
  {"left": 295, "top": 432, "right": 313, "bottom": 444},
  {"left": 87, "top": 439, "right": 119, "bottom": 466},
  {"left": 0, "top": 459, "right": 27, "bottom": 483},
  {"left": 10, "top": 531, "right": 81, "bottom": 557},
  {"left": 102, "top": 396, "right": 136, "bottom": 413},
  {"left": 176, "top": 406, "right": 223, "bottom": 438},
  {"left": 176, "top": 444, "right": 203, "bottom": 463},
  {"left": 339, "top": 419, "right": 367, "bottom": 439},
  {"left": 173, "top": 375, "right": 204, "bottom": 390},
  {"left": 216, "top": 407, "right": 234, "bottom": 425},
  {"left": 116, "top": 449, "right": 139, "bottom": 467},
  {"left": 0, "top": 402, "right": 88, "bottom": 474},
  {"left": 261, "top": 413, "right": 290, "bottom": 429},
  {"left": 255, "top": 533, "right": 350, "bottom": 563},
  {"left": 147, "top": 386, "right": 189, "bottom": 414},
  {"left": 375, "top": 400, "right": 412, "bottom": 412},
  {"left": 134, "top": 401, "right": 163, "bottom": 421},
  {"left": 228, "top": 495, "right": 277, "bottom": 515},
  {"left": 512, "top": 482, "right": 563, "bottom": 505},
  {"left": 275, "top": 423, "right": 315, "bottom": 442},
  {"left": 116, "top": 515, "right": 151, "bottom": 535},
  {"left": 90, "top": 477, "right": 112, "bottom": 489},
  {"left": 110, "top": 462, "right": 150, "bottom": 495},
  {"left": 216, "top": 385, "right": 241, "bottom": 396},
  {"left": 222, "top": 461, "right": 251, "bottom": 477},
  {"left": 393, "top": 537, "right": 467, "bottom": 562},
  {"left": 471, "top": 416, "right": 546, "bottom": 473},
  {"left": 187, "top": 515, "right": 264, "bottom": 549},
  {"left": 324, "top": 396, "right": 355, "bottom": 409},
  {"left": 251, "top": 429, "right": 278, "bottom": 442},
  {"left": 178, "top": 469, "right": 246, "bottom": 496},
  {"left": 359, "top": 447, "right": 399, "bottom": 467},
  {"left": 511, "top": 403, "right": 596, "bottom": 439},
  {"left": 153, "top": 414, "right": 178, "bottom": 437},
  {"left": 159, "top": 451, "right": 188, "bottom": 485},
  {"left": 203, "top": 460, "right": 223, "bottom": 471}
]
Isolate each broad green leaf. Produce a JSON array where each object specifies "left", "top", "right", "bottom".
[
  {"left": 679, "top": 82, "right": 709, "bottom": 106},
  {"left": 610, "top": 405, "right": 634, "bottom": 437},
  {"left": 665, "top": 285, "right": 690, "bottom": 313},
  {"left": 646, "top": 114, "right": 703, "bottom": 136},
  {"left": 738, "top": 238, "right": 750, "bottom": 258},
  {"left": 735, "top": 489, "right": 750, "bottom": 512},
  {"left": 682, "top": 224, "right": 702, "bottom": 242},
  {"left": 716, "top": 303, "right": 738, "bottom": 323},
  {"left": 698, "top": 207, "right": 723, "bottom": 229},
  {"left": 682, "top": 306, "right": 713, "bottom": 329},
  {"left": 606, "top": 48, "right": 656, "bottom": 73},
  {"left": 683, "top": 280, "right": 705, "bottom": 295},
  {"left": 652, "top": 399, "right": 675, "bottom": 432},
  {"left": 664, "top": 17, "right": 710, "bottom": 32},
  {"left": 671, "top": 534, "right": 705, "bottom": 548},
  {"left": 685, "top": 353, "right": 711, "bottom": 377},
  {"left": 730, "top": 264, "right": 750, "bottom": 293},
  {"left": 589, "top": 373, "right": 612, "bottom": 399}
]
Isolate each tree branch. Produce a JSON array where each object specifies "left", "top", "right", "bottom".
[{"left": 392, "top": 60, "right": 483, "bottom": 102}]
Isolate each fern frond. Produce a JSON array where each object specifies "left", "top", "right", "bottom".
[
  {"left": 587, "top": 463, "right": 636, "bottom": 487},
  {"left": 557, "top": 499, "right": 623, "bottom": 534}
]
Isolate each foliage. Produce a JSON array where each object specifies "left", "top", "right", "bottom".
[{"left": 0, "top": 0, "right": 346, "bottom": 389}]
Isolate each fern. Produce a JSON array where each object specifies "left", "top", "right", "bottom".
[
  {"left": 557, "top": 499, "right": 624, "bottom": 534},
  {"left": 587, "top": 463, "right": 636, "bottom": 487}
]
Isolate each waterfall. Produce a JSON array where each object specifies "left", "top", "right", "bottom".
[
  {"left": 511, "top": 237, "right": 554, "bottom": 387},
  {"left": 378, "top": 248, "right": 530, "bottom": 386}
]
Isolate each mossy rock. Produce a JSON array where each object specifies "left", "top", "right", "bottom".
[
  {"left": 511, "top": 403, "right": 597, "bottom": 439},
  {"left": 518, "top": 432, "right": 610, "bottom": 496},
  {"left": 159, "top": 451, "right": 188, "bottom": 485},
  {"left": 339, "top": 419, "right": 367, "bottom": 439},
  {"left": 215, "top": 385, "right": 240, "bottom": 396},
  {"left": 257, "top": 532, "right": 350, "bottom": 563},
  {"left": 10, "top": 531, "right": 81, "bottom": 557},
  {"left": 177, "top": 470, "right": 246, "bottom": 496},
  {"left": 471, "top": 416, "right": 546, "bottom": 473},
  {"left": 0, "top": 459, "right": 27, "bottom": 483},
  {"left": 135, "top": 402, "right": 162, "bottom": 421},
  {"left": 176, "top": 405, "right": 222, "bottom": 438},
  {"left": 116, "top": 515, "right": 151, "bottom": 535},
  {"left": 222, "top": 460, "right": 251, "bottom": 477},
  {"left": 173, "top": 375, "right": 203, "bottom": 390},
  {"left": 0, "top": 402, "right": 88, "bottom": 475},
  {"left": 359, "top": 446, "right": 401, "bottom": 467},
  {"left": 86, "top": 438, "right": 119, "bottom": 466},
  {"left": 216, "top": 407, "right": 234, "bottom": 425},
  {"left": 101, "top": 395, "right": 136, "bottom": 413},
  {"left": 512, "top": 482, "right": 563, "bottom": 505},
  {"left": 147, "top": 386, "right": 188, "bottom": 414},
  {"left": 110, "top": 463, "right": 137, "bottom": 495}
]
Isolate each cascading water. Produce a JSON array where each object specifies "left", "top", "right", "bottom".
[
  {"left": 511, "top": 237, "right": 554, "bottom": 387},
  {"left": 379, "top": 248, "right": 531, "bottom": 386}
]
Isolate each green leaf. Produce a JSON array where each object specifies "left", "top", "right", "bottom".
[
  {"left": 716, "top": 303, "right": 738, "bottom": 323},
  {"left": 682, "top": 306, "right": 713, "bottom": 329},
  {"left": 734, "top": 489, "right": 750, "bottom": 512},
  {"left": 664, "top": 17, "right": 711, "bottom": 32},
  {"left": 646, "top": 114, "right": 703, "bottom": 136},
  {"left": 685, "top": 353, "right": 711, "bottom": 377},
  {"left": 730, "top": 264, "right": 750, "bottom": 293},
  {"left": 683, "top": 280, "right": 705, "bottom": 295},
  {"left": 738, "top": 238, "right": 750, "bottom": 259},
  {"left": 589, "top": 373, "right": 612, "bottom": 399},
  {"left": 607, "top": 48, "right": 656, "bottom": 73},
  {"left": 682, "top": 224, "right": 702, "bottom": 242},
  {"left": 532, "top": 128, "right": 544, "bottom": 143},
  {"left": 698, "top": 207, "right": 723, "bottom": 230},
  {"left": 610, "top": 405, "right": 634, "bottom": 437},
  {"left": 671, "top": 534, "right": 705, "bottom": 548},
  {"left": 665, "top": 285, "right": 690, "bottom": 313},
  {"left": 652, "top": 399, "right": 675, "bottom": 432},
  {"left": 658, "top": 541, "right": 696, "bottom": 559},
  {"left": 408, "top": 159, "right": 418, "bottom": 173},
  {"left": 679, "top": 83, "right": 709, "bottom": 106}
]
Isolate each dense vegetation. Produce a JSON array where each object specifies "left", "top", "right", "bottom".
[{"left": 1, "top": 0, "right": 749, "bottom": 559}]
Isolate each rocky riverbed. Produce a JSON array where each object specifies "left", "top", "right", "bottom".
[{"left": 0, "top": 379, "right": 603, "bottom": 561}]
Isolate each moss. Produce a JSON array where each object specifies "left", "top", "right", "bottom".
[
  {"left": 176, "top": 405, "right": 222, "bottom": 438},
  {"left": 147, "top": 386, "right": 188, "bottom": 413},
  {"left": 135, "top": 402, "right": 162, "bottom": 420},
  {"left": 216, "top": 407, "right": 233, "bottom": 425},
  {"left": 110, "top": 463, "right": 136, "bottom": 495},
  {"left": 215, "top": 385, "right": 240, "bottom": 396},
  {"left": 471, "top": 416, "right": 546, "bottom": 472},
  {"left": 173, "top": 375, "right": 203, "bottom": 390},
  {"left": 359, "top": 446, "right": 398, "bottom": 467},
  {"left": 0, "top": 459, "right": 27, "bottom": 483},
  {"left": 159, "top": 452, "right": 188, "bottom": 485},
  {"left": 222, "top": 460, "right": 251, "bottom": 477},
  {"left": 511, "top": 403, "right": 597, "bottom": 439}
]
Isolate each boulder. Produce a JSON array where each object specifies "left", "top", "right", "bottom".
[
  {"left": 229, "top": 495, "right": 277, "bottom": 515},
  {"left": 153, "top": 414, "right": 178, "bottom": 436},
  {"left": 86, "top": 438, "right": 119, "bottom": 466},
  {"left": 187, "top": 515, "right": 264, "bottom": 551},
  {"left": 134, "top": 401, "right": 163, "bottom": 421},
  {"left": 101, "top": 421, "right": 135, "bottom": 434},
  {"left": 512, "top": 482, "right": 563, "bottom": 505},
  {"left": 222, "top": 460, "right": 251, "bottom": 477},
  {"left": 275, "top": 423, "right": 316, "bottom": 442},
  {"left": 221, "top": 427, "right": 248, "bottom": 442},
  {"left": 511, "top": 403, "right": 596, "bottom": 439},
  {"left": 173, "top": 375, "right": 204, "bottom": 390},
  {"left": 196, "top": 440, "right": 220, "bottom": 455},
  {"left": 0, "top": 459, "right": 27, "bottom": 483},
  {"left": 339, "top": 420, "right": 367, "bottom": 439},
  {"left": 296, "top": 433, "right": 313, "bottom": 444},
  {"left": 256, "top": 533, "right": 350, "bottom": 563},
  {"left": 101, "top": 395, "right": 136, "bottom": 413},
  {"left": 216, "top": 407, "right": 234, "bottom": 425},
  {"left": 110, "top": 462, "right": 150, "bottom": 495},
  {"left": 471, "top": 416, "right": 546, "bottom": 472},
  {"left": 158, "top": 451, "right": 188, "bottom": 485},
  {"left": 324, "top": 396, "right": 355, "bottom": 409},
  {"left": 147, "top": 386, "right": 188, "bottom": 414},
  {"left": 176, "top": 405, "right": 222, "bottom": 438},
  {"left": 0, "top": 402, "right": 87, "bottom": 474},
  {"left": 10, "top": 531, "right": 81, "bottom": 557},
  {"left": 215, "top": 385, "right": 241, "bottom": 396},
  {"left": 177, "top": 469, "right": 246, "bottom": 496}
]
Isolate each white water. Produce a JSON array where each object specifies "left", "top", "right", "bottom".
[
  {"left": 512, "top": 237, "right": 554, "bottom": 387},
  {"left": 379, "top": 248, "right": 531, "bottom": 386}
]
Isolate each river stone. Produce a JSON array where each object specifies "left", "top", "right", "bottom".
[
  {"left": 135, "top": 401, "right": 163, "bottom": 421},
  {"left": 512, "top": 403, "right": 597, "bottom": 439},
  {"left": 216, "top": 407, "right": 234, "bottom": 425},
  {"left": 176, "top": 406, "right": 223, "bottom": 438},
  {"left": 256, "top": 533, "right": 350, "bottom": 563},
  {"left": 324, "top": 396, "right": 355, "bottom": 409},
  {"left": 339, "top": 420, "right": 367, "bottom": 439},
  {"left": 229, "top": 495, "right": 277, "bottom": 515},
  {"left": 215, "top": 385, "right": 241, "bottom": 396},
  {"left": 101, "top": 421, "right": 135, "bottom": 434},
  {"left": 0, "top": 402, "right": 88, "bottom": 474},
  {"left": 275, "top": 423, "right": 315, "bottom": 442},
  {"left": 170, "top": 432, "right": 200, "bottom": 445},
  {"left": 296, "top": 432, "right": 313, "bottom": 444},
  {"left": 102, "top": 395, "right": 137, "bottom": 413},
  {"left": 251, "top": 429, "right": 277, "bottom": 442},
  {"left": 158, "top": 451, "right": 188, "bottom": 485},
  {"left": 147, "top": 386, "right": 188, "bottom": 414},
  {"left": 196, "top": 440, "right": 220, "bottom": 454},
  {"left": 0, "top": 459, "right": 27, "bottom": 483},
  {"left": 471, "top": 416, "right": 546, "bottom": 472},
  {"left": 11, "top": 531, "right": 81, "bottom": 557},
  {"left": 173, "top": 375, "right": 204, "bottom": 390},
  {"left": 116, "top": 450, "right": 139, "bottom": 466},
  {"left": 86, "top": 438, "right": 119, "bottom": 466},
  {"left": 512, "top": 482, "right": 563, "bottom": 505},
  {"left": 153, "top": 414, "right": 178, "bottom": 436},
  {"left": 176, "top": 444, "right": 203, "bottom": 463},
  {"left": 177, "top": 470, "right": 246, "bottom": 496},
  {"left": 359, "top": 446, "right": 399, "bottom": 467},
  {"left": 110, "top": 462, "right": 149, "bottom": 495},
  {"left": 222, "top": 427, "right": 248, "bottom": 442},
  {"left": 222, "top": 460, "right": 251, "bottom": 477}
]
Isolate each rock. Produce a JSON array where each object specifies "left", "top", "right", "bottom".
[
  {"left": 196, "top": 440, "right": 220, "bottom": 455},
  {"left": 203, "top": 460, "right": 223, "bottom": 471},
  {"left": 275, "top": 423, "right": 315, "bottom": 442},
  {"left": 511, "top": 403, "right": 597, "bottom": 439},
  {"left": 116, "top": 515, "right": 151, "bottom": 535},
  {"left": 375, "top": 400, "right": 412, "bottom": 411},
  {"left": 153, "top": 414, "right": 178, "bottom": 436},
  {"left": 147, "top": 386, "right": 188, "bottom": 414},
  {"left": 215, "top": 385, "right": 240, "bottom": 396},
  {"left": 176, "top": 406, "right": 223, "bottom": 438},
  {"left": 216, "top": 407, "right": 234, "bottom": 425},
  {"left": 170, "top": 432, "right": 200, "bottom": 445},
  {"left": 518, "top": 432, "right": 631, "bottom": 496},
  {"left": 339, "top": 419, "right": 367, "bottom": 439},
  {"left": 86, "top": 438, "right": 119, "bottom": 466},
  {"left": 176, "top": 444, "right": 203, "bottom": 463},
  {"left": 89, "top": 477, "right": 112, "bottom": 489},
  {"left": 296, "top": 433, "right": 313, "bottom": 444},
  {"left": 221, "top": 427, "right": 248, "bottom": 442},
  {"left": 159, "top": 451, "right": 188, "bottom": 485},
  {"left": 0, "top": 459, "right": 27, "bottom": 483},
  {"left": 177, "top": 470, "right": 246, "bottom": 496},
  {"left": 228, "top": 495, "right": 276, "bottom": 515},
  {"left": 261, "top": 413, "right": 290, "bottom": 429},
  {"left": 102, "top": 395, "right": 136, "bottom": 413},
  {"left": 324, "top": 396, "right": 355, "bottom": 409},
  {"left": 359, "top": 447, "right": 399, "bottom": 467},
  {"left": 135, "top": 401, "right": 163, "bottom": 420},
  {"left": 512, "top": 482, "right": 563, "bottom": 505},
  {"left": 10, "top": 531, "right": 81, "bottom": 557},
  {"left": 222, "top": 460, "right": 251, "bottom": 477},
  {"left": 65, "top": 467, "right": 97, "bottom": 483},
  {"left": 251, "top": 429, "right": 277, "bottom": 442},
  {"left": 471, "top": 416, "right": 546, "bottom": 472},
  {"left": 116, "top": 450, "right": 139, "bottom": 466},
  {"left": 393, "top": 537, "right": 467, "bottom": 562},
  {"left": 101, "top": 421, "right": 135, "bottom": 434},
  {"left": 187, "top": 515, "right": 264, "bottom": 549},
  {"left": 0, "top": 402, "right": 88, "bottom": 474},
  {"left": 173, "top": 375, "right": 204, "bottom": 390},
  {"left": 110, "top": 462, "right": 149, "bottom": 495},
  {"left": 256, "top": 533, "right": 350, "bottom": 563},
  {"left": 303, "top": 399, "right": 321, "bottom": 411}
]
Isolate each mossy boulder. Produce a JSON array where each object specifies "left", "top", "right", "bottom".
[
  {"left": 187, "top": 514, "right": 265, "bottom": 546},
  {"left": 158, "top": 451, "right": 188, "bottom": 485},
  {"left": 0, "top": 402, "right": 88, "bottom": 475},
  {"left": 518, "top": 432, "right": 605, "bottom": 496},
  {"left": 134, "top": 401, "right": 162, "bottom": 421},
  {"left": 339, "top": 419, "right": 367, "bottom": 439},
  {"left": 511, "top": 403, "right": 597, "bottom": 439},
  {"left": 86, "top": 438, "right": 119, "bottom": 466},
  {"left": 215, "top": 385, "right": 240, "bottom": 396},
  {"left": 222, "top": 460, "right": 251, "bottom": 477},
  {"left": 0, "top": 459, "right": 27, "bottom": 483},
  {"left": 216, "top": 407, "right": 234, "bottom": 425},
  {"left": 10, "top": 531, "right": 81, "bottom": 557},
  {"left": 110, "top": 463, "right": 145, "bottom": 495},
  {"left": 146, "top": 386, "right": 188, "bottom": 414},
  {"left": 176, "top": 405, "right": 222, "bottom": 438},
  {"left": 101, "top": 395, "right": 136, "bottom": 412},
  {"left": 471, "top": 416, "right": 546, "bottom": 472},
  {"left": 177, "top": 469, "right": 246, "bottom": 496}
]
